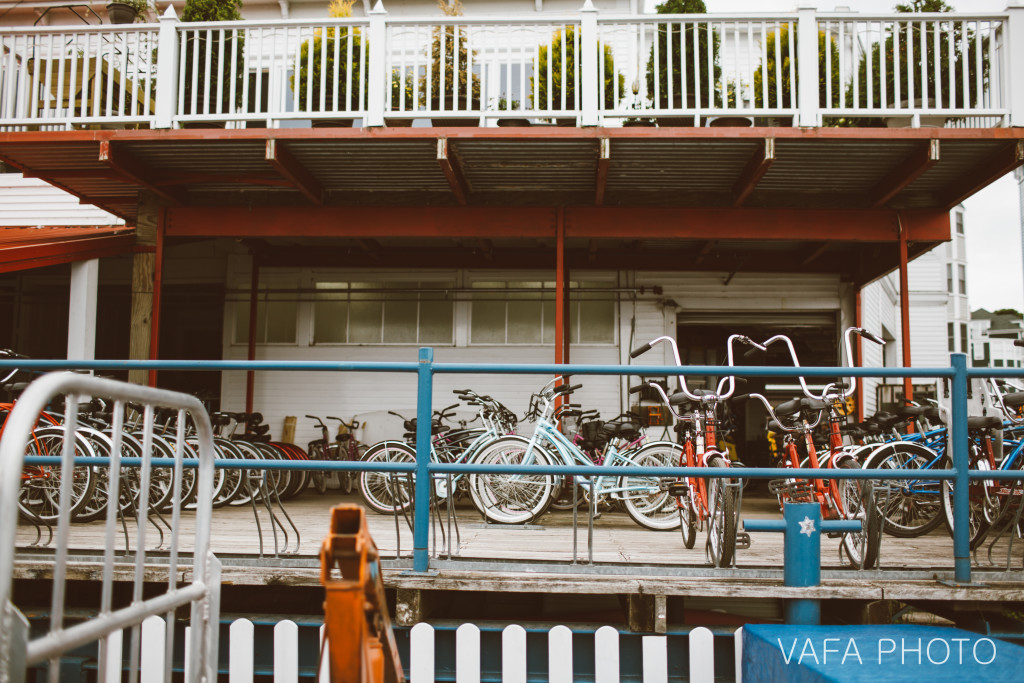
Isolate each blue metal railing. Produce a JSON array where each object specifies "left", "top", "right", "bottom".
[{"left": 5, "top": 351, "right": 1024, "bottom": 584}]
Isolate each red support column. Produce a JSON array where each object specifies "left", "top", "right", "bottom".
[
  {"left": 245, "top": 259, "right": 260, "bottom": 414},
  {"left": 555, "top": 208, "right": 566, "bottom": 367},
  {"left": 899, "top": 215, "right": 914, "bottom": 407},
  {"left": 855, "top": 289, "right": 864, "bottom": 423},
  {"left": 148, "top": 208, "right": 165, "bottom": 388}
]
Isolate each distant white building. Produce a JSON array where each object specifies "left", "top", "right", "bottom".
[{"left": 970, "top": 309, "right": 1024, "bottom": 369}]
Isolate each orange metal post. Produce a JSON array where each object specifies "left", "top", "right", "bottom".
[
  {"left": 245, "top": 259, "right": 259, "bottom": 414},
  {"left": 898, "top": 216, "right": 914, "bottom": 407},
  {"left": 321, "top": 505, "right": 405, "bottom": 683},
  {"left": 855, "top": 289, "right": 864, "bottom": 423},
  {"left": 555, "top": 208, "right": 566, "bottom": 366}
]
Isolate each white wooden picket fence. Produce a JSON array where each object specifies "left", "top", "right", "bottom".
[{"left": 135, "top": 616, "right": 742, "bottom": 682}]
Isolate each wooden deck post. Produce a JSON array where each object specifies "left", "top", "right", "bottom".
[
  {"left": 898, "top": 215, "right": 913, "bottom": 406},
  {"left": 626, "top": 594, "right": 668, "bottom": 634},
  {"left": 128, "top": 192, "right": 160, "bottom": 386}
]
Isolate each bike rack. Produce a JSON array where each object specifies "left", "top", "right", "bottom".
[{"left": 0, "top": 373, "right": 221, "bottom": 683}]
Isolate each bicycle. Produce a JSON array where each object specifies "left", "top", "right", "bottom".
[
  {"left": 469, "top": 377, "right": 683, "bottom": 528},
  {"left": 631, "top": 333, "right": 764, "bottom": 566},
  {"left": 743, "top": 326, "right": 884, "bottom": 569}
]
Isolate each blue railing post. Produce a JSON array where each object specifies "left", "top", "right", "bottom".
[
  {"left": 951, "top": 352, "right": 971, "bottom": 583},
  {"left": 413, "top": 347, "right": 434, "bottom": 573},
  {"left": 782, "top": 503, "right": 822, "bottom": 625}
]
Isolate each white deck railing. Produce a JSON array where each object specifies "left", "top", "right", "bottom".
[{"left": 0, "top": 4, "right": 1020, "bottom": 130}]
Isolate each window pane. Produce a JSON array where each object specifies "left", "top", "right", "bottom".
[
  {"left": 569, "top": 301, "right": 580, "bottom": 344},
  {"left": 472, "top": 301, "right": 506, "bottom": 343},
  {"left": 314, "top": 301, "right": 348, "bottom": 343},
  {"left": 264, "top": 300, "right": 296, "bottom": 343},
  {"left": 234, "top": 301, "right": 250, "bottom": 344},
  {"left": 508, "top": 301, "right": 543, "bottom": 343},
  {"left": 420, "top": 300, "right": 454, "bottom": 344},
  {"left": 542, "top": 301, "right": 556, "bottom": 345},
  {"left": 383, "top": 300, "right": 418, "bottom": 343},
  {"left": 349, "top": 302, "right": 382, "bottom": 342},
  {"left": 578, "top": 300, "right": 615, "bottom": 343}
]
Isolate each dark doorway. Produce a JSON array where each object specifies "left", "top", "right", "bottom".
[
  {"left": 675, "top": 313, "right": 840, "bottom": 469},
  {"left": 156, "top": 284, "right": 225, "bottom": 410}
]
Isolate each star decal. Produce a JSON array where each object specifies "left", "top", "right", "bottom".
[{"left": 799, "top": 516, "right": 816, "bottom": 537}]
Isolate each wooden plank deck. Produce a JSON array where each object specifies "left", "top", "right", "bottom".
[{"left": 13, "top": 492, "right": 1024, "bottom": 604}]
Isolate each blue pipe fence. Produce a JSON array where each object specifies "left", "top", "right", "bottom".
[{"left": 5, "top": 350, "right": 1024, "bottom": 584}]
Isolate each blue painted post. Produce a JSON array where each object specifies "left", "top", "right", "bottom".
[
  {"left": 784, "top": 503, "right": 822, "bottom": 625},
  {"left": 744, "top": 503, "right": 860, "bottom": 625},
  {"left": 951, "top": 352, "right": 970, "bottom": 584},
  {"left": 413, "top": 347, "right": 434, "bottom": 573}
]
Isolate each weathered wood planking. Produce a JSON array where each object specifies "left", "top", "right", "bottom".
[{"left": 13, "top": 494, "right": 1023, "bottom": 602}]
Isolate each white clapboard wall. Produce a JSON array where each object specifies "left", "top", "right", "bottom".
[{"left": 136, "top": 617, "right": 743, "bottom": 682}]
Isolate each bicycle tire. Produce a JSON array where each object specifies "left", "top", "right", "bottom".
[
  {"left": 838, "top": 459, "right": 881, "bottom": 569},
  {"left": 862, "top": 442, "right": 943, "bottom": 538},
  {"left": 705, "top": 455, "right": 737, "bottom": 568},
  {"left": 940, "top": 452, "right": 992, "bottom": 550},
  {"left": 679, "top": 496, "right": 697, "bottom": 549},
  {"left": 358, "top": 441, "right": 416, "bottom": 515},
  {"left": 467, "top": 435, "right": 556, "bottom": 525},
  {"left": 619, "top": 443, "right": 681, "bottom": 531},
  {"left": 18, "top": 428, "right": 97, "bottom": 523}
]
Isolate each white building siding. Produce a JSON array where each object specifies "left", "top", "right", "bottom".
[{"left": 0, "top": 175, "right": 123, "bottom": 227}]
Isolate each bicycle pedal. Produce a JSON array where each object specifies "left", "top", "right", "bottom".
[
  {"left": 768, "top": 479, "right": 788, "bottom": 495},
  {"left": 666, "top": 482, "right": 689, "bottom": 497},
  {"left": 735, "top": 532, "right": 751, "bottom": 550}
]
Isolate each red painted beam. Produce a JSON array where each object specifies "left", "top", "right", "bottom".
[
  {"left": 166, "top": 206, "right": 559, "bottom": 238},
  {"left": 98, "top": 140, "right": 181, "bottom": 206},
  {"left": 869, "top": 140, "right": 940, "bottom": 208},
  {"left": 0, "top": 234, "right": 135, "bottom": 274},
  {"left": 941, "top": 140, "right": 1024, "bottom": 211},
  {"left": 899, "top": 217, "right": 913, "bottom": 407},
  {"left": 165, "top": 206, "right": 949, "bottom": 242},
  {"left": 437, "top": 139, "right": 470, "bottom": 205},
  {"left": 732, "top": 138, "right": 775, "bottom": 207},
  {"left": 149, "top": 209, "right": 165, "bottom": 388},
  {"left": 595, "top": 138, "right": 610, "bottom": 206},
  {"left": 266, "top": 139, "right": 323, "bottom": 205}
]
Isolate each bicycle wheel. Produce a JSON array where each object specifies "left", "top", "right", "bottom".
[
  {"left": 468, "top": 436, "right": 556, "bottom": 525},
  {"left": 358, "top": 442, "right": 416, "bottom": 515},
  {"left": 705, "top": 455, "right": 737, "bottom": 568},
  {"left": 940, "top": 453, "right": 992, "bottom": 550},
  {"left": 679, "top": 495, "right": 697, "bottom": 549},
  {"left": 19, "top": 428, "right": 97, "bottom": 523},
  {"left": 619, "top": 444, "right": 680, "bottom": 531},
  {"left": 308, "top": 442, "right": 328, "bottom": 494},
  {"left": 837, "top": 459, "right": 881, "bottom": 569},
  {"left": 863, "top": 442, "right": 943, "bottom": 538}
]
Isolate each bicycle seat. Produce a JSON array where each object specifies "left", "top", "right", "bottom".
[
  {"left": 1002, "top": 392, "right": 1024, "bottom": 408},
  {"left": 867, "top": 413, "right": 905, "bottom": 430},
  {"left": 774, "top": 397, "right": 827, "bottom": 415},
  {"left": 893, "top": 405, "right": 925, "bottom": 417},
  {"left": 967, "top": 416, "right": 1002, "bottom": 430}
]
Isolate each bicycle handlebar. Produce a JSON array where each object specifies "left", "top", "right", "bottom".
[{"left": 629, "top": 342, "right": 652, "bottom": 359}]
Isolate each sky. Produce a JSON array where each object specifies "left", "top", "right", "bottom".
[{"left": 674, "top": 1, "right": 1024, "bottom": 313}]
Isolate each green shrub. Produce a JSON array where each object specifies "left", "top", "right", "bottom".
[
  {"left": 533, "top": 26, "right": 623, "bottom": 111},
  {"left": 179, "top": 0, "right": 245, "bottom": 115},
  {"left": 644, "top": 0, "right": 720, "bottom": 109}
]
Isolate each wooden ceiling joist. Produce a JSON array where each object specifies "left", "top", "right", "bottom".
[
  {"left": 595, "top": 137, "right": 610, "bottom": 206},
  {"left": 940, "top": 139, "right": 1024, "bottom": 211},
  {"left": 732, "top": 138, "right": 775, "bottom": 207},
  {"left": 98, "top": 140, "right": 181, "bottom": 206},
  {"left": 265, "top": 139, "right": 324, "bottom": 205},
  {"left": 868, "top": 139, "right": 940, "bottom": 208},
  {"left": 437, "top": 138, "right": 470, "bottom": 205}
]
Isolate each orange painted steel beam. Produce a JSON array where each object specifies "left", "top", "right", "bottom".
[
  {"left": 800, "top": 242, "right": 829, "bottom": 266},
  {"left": 5, "top": 126, "right": 1023, "bottom": 144},
  {"left": 245, "top": 260, "right": 259, "bottom": 415},
  {"left": 555, "top": 208, "right": 566, "bottom": 366},
  {"left": 732, "top": 138, "right": 775, "bottom": 207},
  {"left": 0, "top": 235, "right": 135, "bottom": 274},
  {"left": 595, "top": 138, "right": 610, "bottom": 206},
  {"left": 98, "top": 140, "right": 181, "bottom": 206},
  {"left": 899, "top": 215, "right": 914, "bottom": 407},
  {"left": 266, "top": 139, "right": 323, "bottom": 205},
  {"left": 855, "top": 289, "right": 864, "bottom": 423},
  {"left": 941, "top": 140, "right": 1024, "bottom": 211},
  {"left": 321, "top": 506, "right": 405, "bottom": 683},
  {"left": 166, "top": 206, "right": 949, "bottom": 242},
  {"left": 166, "top": 206, "right": 559, "bottom": 238},
  {"left": 869, "top": 139, "right": 940, "bottom": 208},
  {"left": 437, "top": 138, "right": 469, "bottom": 205}
]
